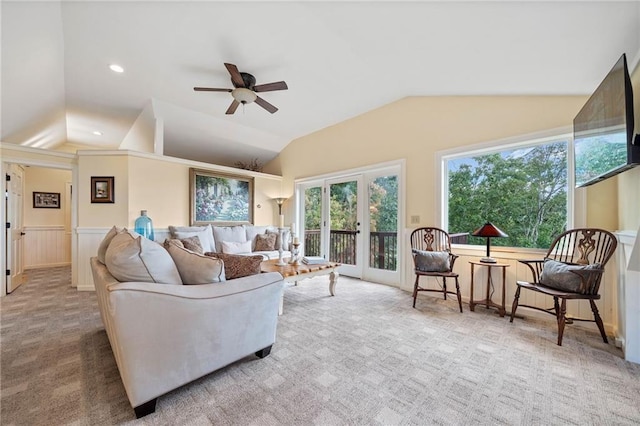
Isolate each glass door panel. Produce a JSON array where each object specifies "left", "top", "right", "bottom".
[
  {"left": 303, "top": 186, "right": 322, "bottom": 257},
  {"left": 328, "top": 177, "right": 363, "bottom": 277},
  {"left": 368, "top": 175, "right": 398, "bottom": 271}
]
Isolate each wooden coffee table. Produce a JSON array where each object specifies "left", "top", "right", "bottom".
[{"left": 261, "top": 258, "right": 340, "bottom": 314}]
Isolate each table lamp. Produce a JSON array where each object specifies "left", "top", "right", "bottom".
[{"left": 472, "top": 222, "right": 508, "bottom": 263}]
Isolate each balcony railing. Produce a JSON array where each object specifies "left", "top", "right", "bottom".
[
  {"left": 304, "top": 229, "right": 397, "bottom": 271},
  {"left": 303, "top": 230, "right": 470, "bottom": 271}
]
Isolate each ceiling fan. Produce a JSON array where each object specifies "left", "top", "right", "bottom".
[{"left": 194, "top": 63, "right": 288, "bottom": 115}]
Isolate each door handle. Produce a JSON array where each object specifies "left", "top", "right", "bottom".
[{"left": 20, "top": 232, "right": 26, "bottom": 236}]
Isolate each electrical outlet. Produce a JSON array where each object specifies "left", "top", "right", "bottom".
[{"left": 410, "top": 215, "right": 420, "bottom": 224}]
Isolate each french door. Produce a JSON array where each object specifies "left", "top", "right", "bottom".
[{"left": 297, "top": 165, "right": 401, "bottom": 285}]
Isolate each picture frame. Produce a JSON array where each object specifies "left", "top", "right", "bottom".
[
  {"left": 91, "top": 176, "right": 115, "bottom": 203},
  {"left": 190, "top": 168, "right": 254, "bottom": 225},
  {"left": 33, "top": 192, "right": 60, "bottom": 209}
]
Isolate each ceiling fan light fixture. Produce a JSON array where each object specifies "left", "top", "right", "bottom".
[{"left": 232, "top": 87, "right": 256, "bottom": 104}]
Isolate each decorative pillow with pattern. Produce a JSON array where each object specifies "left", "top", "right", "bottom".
[
  {"left": 413, "top": 249, "right": 451, "bottom": 272},
  {"left": 204, "top": 253, "right": 263, "bottom": 280},
  {"left": 539, "top": 259, "right": 601, "bottom": 293},
  {"left": 180, "top": 236, "right": 203, "bottom": 254},
  {"left": 254, "top": 233, "right": 277, "bottom": 251}
]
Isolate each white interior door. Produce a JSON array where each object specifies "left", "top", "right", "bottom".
[{"left": 6, "top": 164, "right": 25, "bottom": 293}]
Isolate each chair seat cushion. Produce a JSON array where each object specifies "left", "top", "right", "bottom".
[
  {"left": 413, "top": 249, "right": 450, "bottom": 272},
  {"left": 539, "top": 259, "right": 601, "bottom": 293}
]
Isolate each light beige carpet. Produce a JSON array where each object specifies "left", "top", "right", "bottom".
[{"left": 2, "top": 266, "right": 640, "bottom": 425}]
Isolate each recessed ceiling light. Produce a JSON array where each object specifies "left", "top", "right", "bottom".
[
  {"left": 92, "top": 130, "right": 103, "bottom": 136},
  {"left": 109, "top": 64, "right": 124, "bottom": 73}
]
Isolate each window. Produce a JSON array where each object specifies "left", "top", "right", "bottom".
[{"left": 443, "top": 136, "right": 572, "bottom": 249}]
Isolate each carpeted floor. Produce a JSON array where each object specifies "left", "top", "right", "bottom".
[{"left": 2, "top": 266, "right": 640, "bottom": 425}]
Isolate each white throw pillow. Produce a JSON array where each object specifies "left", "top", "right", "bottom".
[
  {"left": 97, "top": 226, "right": 124, "bottom": 264},
  {"left": 221, "top": 240, "right": 252, "bottom": 254},
  {"left": 169, "top": 224, "right": 215, "bottom": 253},
  {"left": 105, "top": 231, "right": 183, "bottom": 284},
  {"left": 166, "top": 243, "right": 225, "bottom": 284},
  {"left": 213, "top": 226, "right": 247, "bottom": 252}
]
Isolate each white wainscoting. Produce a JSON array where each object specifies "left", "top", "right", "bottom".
[
  {"left": 23, "top": 226, "right": 71, "bottom": 269},
  {"left": 403, "top": 228, "right": 619, "bottom": 334},
  {"left": 75, "top": 227, "right": 169, "bottom": 291}
]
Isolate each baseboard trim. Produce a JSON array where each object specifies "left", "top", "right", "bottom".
[{"left": 25, "top": 262, "right": 71, "bottom": 270}]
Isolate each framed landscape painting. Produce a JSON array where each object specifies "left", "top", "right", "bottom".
[{"left": 190, "top": 168, "right": 254, "bottom": 225}]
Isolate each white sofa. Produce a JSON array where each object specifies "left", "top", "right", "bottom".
[
  {"left": 168, "top": 224, "right": 292, "bottom": 260},
  {"left": 91, "top": 229, "right": 285, "bottom": 418}
]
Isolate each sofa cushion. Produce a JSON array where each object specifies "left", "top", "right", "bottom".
[
  {"left": 169, "top": 225, "right": 215, "bottom": 253},
  {"left": 105, "top": 231, "right": 182, "bottom": 284},
  {"left": 179, "top": 236, "right": 204, "bottom": 254},
  {"left": 255, "top": 233, "right": 277, "bottom": 251},
  {"left": 539, "top": 259, "right": 601, "bottom": 293},
  {"left": 205, "top": 252, "right": 263, "bottom": 279},
  {"left": 166, "top": 242, "right": 225, "bottom": 284},
  {"left": 213, "top": 226, "right": 247, "bottom": 253},
  {"left": 245, "top": 225, "right": 271, "bottom": 251},
  {"left": 97, "top": 226, "right": 124, "bottom": 264},
  {"left": 413, "top": 249, "right": 451, "bottom": 272},
  {"left": 221, "top": 240, "right": 252, "bottom": 254}
]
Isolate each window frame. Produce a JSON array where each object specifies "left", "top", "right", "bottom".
[{"left": 435, "top": 127, "right": 586, "bottom": 251}]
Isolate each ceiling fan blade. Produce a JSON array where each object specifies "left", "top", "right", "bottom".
[
  {"left": 224, "top": 63, "right": 245, "bottom": 88},
  {"left": 255, "top": 96, "right": 278, "bottom": 114},
  {"left": 225, "top": 100, "right": 240, "bottom": 115},
  {"left": 194, "top": 87, "right": 232, "bottom": 92},
  {"left": 253, "top": 81, "right": 288, "bottom": 92}
]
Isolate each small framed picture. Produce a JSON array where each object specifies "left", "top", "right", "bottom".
[
  {"left": 91, "top": 176, "right": 115, "bottom": 203},
  {"left": 33, "top": 192, "right": 60, "bottom": 209}
]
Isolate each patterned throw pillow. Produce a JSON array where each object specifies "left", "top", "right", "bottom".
[
  {"left": 204, "top": 253, "right": 263, "bottom": 280},
  {"left": 180, "top": 236, "right": 203, "bottom": 254},
  {"left": 254, "top": 233, "right": 277, "bottom": 251},
  {"left": 539, "top": 259, "right": 601, "bottom": 293},
  {"left": 412, "top": 249, "right": 451, "bottom": 272}
]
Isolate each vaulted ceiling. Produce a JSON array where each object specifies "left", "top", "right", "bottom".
[{"left": 2, "top": 1, "right": 639, "bottom": 168}]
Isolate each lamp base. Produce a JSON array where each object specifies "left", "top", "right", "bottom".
[{"left": 479, "top": 257, "right": 497, "bottom": 264}]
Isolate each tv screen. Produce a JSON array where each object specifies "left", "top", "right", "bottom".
[{"left": 574, "top": 54, "right": 637, "bottom": 187}]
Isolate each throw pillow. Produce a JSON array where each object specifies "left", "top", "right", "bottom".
[
  {"left": 166, "top": 243, "right": 225, "bottom": 284},
  {"left": 413, "top": 249, "right": 451, "bottom": 272},
  {"left": 539, "top": 259, "right": 601, "bottom": 293},
  {"left": 267, "top": 229, "right": 291, "bottom": 251},
  {"left": 254, "top": 233, "right": 277, "bottom": 251},
  {"left": 180, "top": 236, "right": 203, "bottom": 254},
  {"left": 221, "top": 240, "right": 252, "bottom": 254},
  {"left": 97, "top": 226, "right": 124, "bottom": 264},
  {"left": 212, "top": 225, "right": 247, "bottom": 253},
  {"left": 164, "top": 238, "right": 184, "bottom": 250},
  {"left": 105, "top": 231, "right": 182, "bottom": 284},
  {"left": 204, "top": 253, "right": 263, "bottom": 280},
  {"left": 245, "top": 225, "right": 271, "bottom": 251},
  {"left": 169, "top": 225, "right": 216, "bottom": 253}
]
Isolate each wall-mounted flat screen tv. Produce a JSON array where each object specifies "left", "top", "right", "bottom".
[{"left": 574, "top": 53, "right": 639, "bottom": 187}]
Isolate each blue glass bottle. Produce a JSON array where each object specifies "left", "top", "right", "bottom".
[{"left": 134, "top": 210, "right": 154, "bottom": 241}]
